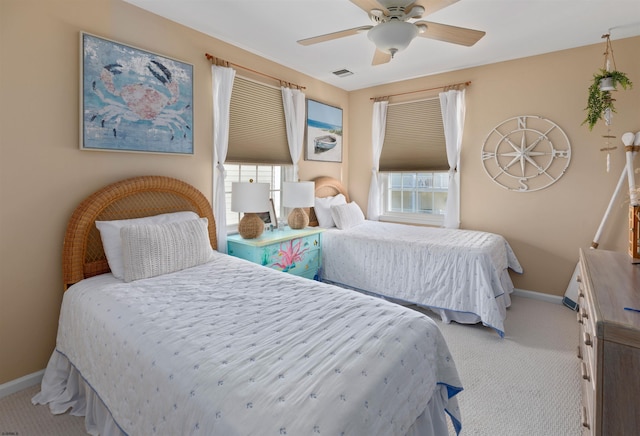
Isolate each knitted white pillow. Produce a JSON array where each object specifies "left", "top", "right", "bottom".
[
  {"left": 330, "top": 201, "right": 365, "bottom": 230},
  {"left": 120, "top": 218, "right": 214, "bottom": 282},
  {"left": 96, "top": 211, "right": 200, "bottom": 279},
  {"left": 314, "top": 194, "right": 346, "bottom": 228}
]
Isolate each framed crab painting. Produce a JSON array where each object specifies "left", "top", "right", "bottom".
[{"left": 80, "top": 32, "right": 193, "bottom": 154}]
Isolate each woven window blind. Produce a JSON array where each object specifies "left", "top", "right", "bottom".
[
  {"left": 379, "top": 97, "right": 448, "bottom": 171},
  {"left": 227, "top": 76, "right": 291, "bottom": 164}
]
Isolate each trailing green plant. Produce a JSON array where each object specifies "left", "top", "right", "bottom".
[{"left": 583, "top": 69, "right": 633, "bottom": 130}]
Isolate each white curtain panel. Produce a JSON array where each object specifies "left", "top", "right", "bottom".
[
  {"left": 212, "top": 65, "right": 236, "bottom": 253},
  {"left": 367, "top": 100, "right": 388, "bottom": 220},
  {"left": 281, "top": 87, "right": 306, "bottom": 182},
  {"left": 439, "top": 89, "right": 466, "bottom": 229}
]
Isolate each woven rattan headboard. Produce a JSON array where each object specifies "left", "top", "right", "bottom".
[
  {"left": 62, "top": 176, "right": 217, "bottom": 290},
  {"left": 309, "top": 176, "right": 350, "bottom": 227}
]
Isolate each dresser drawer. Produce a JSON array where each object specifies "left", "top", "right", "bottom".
[
  {"left": 579, "top": 310, "right": 597, "bottom": 392},
  {"left": 577, "top": 268, "right": 598, "bottom": 435},
  {"left": 580, "top": 372, "right": 595, "bottom": 436}
]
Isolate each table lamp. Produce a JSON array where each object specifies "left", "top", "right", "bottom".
[
  {"left": 282, "top": 181, "right": 314, "bottom": 229},
  {"left": 231, "top": 180, "right": 270, "bottom": 239}
]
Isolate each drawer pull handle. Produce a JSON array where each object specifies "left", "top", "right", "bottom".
[
  {"left": 577, "top": 345, "right": 582, "bottom": 360},
  {"left": 583, "top": 331, "right": 592, "bottom": 347},
  {"left": 581, "top": 309, "right": 589, "bottom": 320},
  {"left": 577, "top": 312, "right": 583, "bottom": 324},
  {"left": 581, "top": 361, "right": 590, "bottom": 381},
  {"left": 581, "top": 406, "right": 590, "bottom": 429}
]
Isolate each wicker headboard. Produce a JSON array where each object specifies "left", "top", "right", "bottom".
[
  {"left": 309, "top": 176, "right": 350, "bottom": 227},
  {"left": 62, "top": 176, "right": 217, "bottom": 290}
]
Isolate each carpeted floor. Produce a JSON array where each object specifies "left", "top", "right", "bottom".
[
  {"left": 430, "top": 294, "right": 581, "bottom": 435},
  {"left": 0, "top": 294, "right": 580, "bottom": 435}
]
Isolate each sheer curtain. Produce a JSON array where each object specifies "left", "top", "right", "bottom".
[
  {"left": 367, "top": 100, "right": 388, "bottom": 220},
  {"left": 439, "top": 89, "right": 466, "bottom": 229},
  {"left": 212, "top": 65, "right": 236, "bottom": 253},
  {"left": 281, "top": 86, "right": 306, "bottom": 182}
]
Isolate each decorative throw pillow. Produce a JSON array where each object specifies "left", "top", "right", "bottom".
[
  {"left": 96, "top": 211, "right": 200, "bottom": 279},
  {"left": 330, "top": 201, "right": 365, "bottom": 230},
  {"left": 314, "top": 194, "right": 346, "bottom": 228},
  {"left": 120, "top": 218, "right": 214, "bottom": 283}
]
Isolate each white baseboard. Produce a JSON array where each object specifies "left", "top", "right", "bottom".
[
  {"left": 0, "top": 370, "right": 44, "bottom": 399},
  {"left": 513, "top": 288, "right": 564, "bottom": 305}
]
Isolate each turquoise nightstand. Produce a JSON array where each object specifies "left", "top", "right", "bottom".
[{"left": 227, "top": 227, "right": 324, "bottom": 280}]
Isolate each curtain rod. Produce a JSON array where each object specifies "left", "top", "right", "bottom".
[
  {"left": 205, "top": 53, "right": 306, "bottom": 90},
  {"left": 370, "top": 81, "right": 471, "bottom": 101}
]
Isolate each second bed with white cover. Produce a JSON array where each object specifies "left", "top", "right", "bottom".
[{"left": 320, "top": 220, "right": 523, "bottom": 337}]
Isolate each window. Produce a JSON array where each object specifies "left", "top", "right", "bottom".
[
  {"left": 223, "top": 75, "right": 292, "bottom": 232},
  {"left": 227, "top": 76, "right": 290, "bottom": 164},
  {"left": 378, "top": 96, "right": 449, "bottom": 225},
  {"left": 379, "top": 97, "right": 447, "bottom": 172},
  {"left": 380, "top": 171, "right": 448, "bottom": 226},
  {"left": 224, "top": 164, "right": 285, "bottom": 229}
]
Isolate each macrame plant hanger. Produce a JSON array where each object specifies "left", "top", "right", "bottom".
[{"left": 600, "top": 34, "right": 617, "bottom": 172}]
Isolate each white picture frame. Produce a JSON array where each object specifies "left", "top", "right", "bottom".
[{"left": 257, "top": 198, "right": 278, "bottom": 229}]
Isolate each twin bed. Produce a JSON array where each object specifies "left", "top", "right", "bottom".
[
  {"left": 311, "top": 177, "right": 523, "bottom": 337},
  {"left": 33, "top": 176, "right": 463, "bottom": 436}
]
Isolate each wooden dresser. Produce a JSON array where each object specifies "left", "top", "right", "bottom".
[{"left": 577, "top": 248, "right": 640, "bottom": 435}]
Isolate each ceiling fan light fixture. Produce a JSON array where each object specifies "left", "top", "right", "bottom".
[{"left": 367, "top": 20, "right": 418, "bottom": 57}]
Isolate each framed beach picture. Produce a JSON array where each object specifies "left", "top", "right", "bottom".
[
  {"left": 80, "top": 32, "right": 194, "bottom": 154},
  {"left": 305, "top": 99, "right": 343, "bottom": 163}
]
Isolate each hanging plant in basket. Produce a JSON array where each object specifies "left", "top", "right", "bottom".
[{"left": 583, "top": 68, "right": 633, "bottom": 130}]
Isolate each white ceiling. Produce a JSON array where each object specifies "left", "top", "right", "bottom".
[{"left": 124, "top": 0, "right": 640, "bottom": 91}]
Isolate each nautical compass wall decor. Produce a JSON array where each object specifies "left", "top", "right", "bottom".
[{"left": 481, "top": 115, "right": 571, "bottom": 192}]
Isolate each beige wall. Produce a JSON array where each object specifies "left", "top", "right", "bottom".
[
  {"left": 348, "top": 36, "right": 640, "bottom": 298},
  {"left": 1, "top": 0, "right": 639, "bottom": 386},
  {"left": 0, "top": 0, "right": 348, "bottom": 385}
]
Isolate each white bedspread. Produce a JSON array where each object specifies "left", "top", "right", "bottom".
[
  {"left": 34, "top": 252, "right": 463, "bottom": 435},
  {"left": 321, "top": 221, "right": 523, "bottom": 336}
]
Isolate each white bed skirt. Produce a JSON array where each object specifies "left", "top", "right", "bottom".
[
  {"left": 436, "top": 270, "right": 513, "bottom": 327},
  {"left": 32, "top": 350, "right": 458, "bottom": 436},
  {"left": 32, "top": 351, "right": 126, "bottom": 436},
  {"left": 324, "top": 268, "right": 513, "bottom": 335}
]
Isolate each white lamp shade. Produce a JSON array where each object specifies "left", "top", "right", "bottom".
[
  {"left": 282, "top": 181, "right": 315, "bottom": 208},
  {"left": 231, "top": 182, "right": 270, "bottom": 213},
  {"left": 368, "top": 20, "right": 418, "bottom": 55}
]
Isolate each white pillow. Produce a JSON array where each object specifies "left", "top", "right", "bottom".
[
  {"left": 330, "top": 201, "right": 365, "bottom": 230},
  {"left": 120, "top": 218, "right": 214, "bottom": 282},
  {"left": 314, "top": 194, "right": 346, "bottom": 228},
  {"left": 96, "top": 211, "right": 199, "bottom": 279}
]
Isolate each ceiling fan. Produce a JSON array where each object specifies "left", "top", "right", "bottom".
[{"left": 297, "top": 0, "right": 485, "bottom": 65}]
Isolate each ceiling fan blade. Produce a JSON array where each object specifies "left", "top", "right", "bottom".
[
  {"left": 297, "top": 25, "right": 373, "bottom": 46},
  {"left": 372, "top": 49, "right": 392, "bottom": 65},
  {"left": 349, "top": 0, "right": 389, "bottom": 15},
  {"left": 408, "top": 0, "right": 459, "bottom": 17},
  {"left": 415, "top": 21, "right": 485, "bottom": 46}
]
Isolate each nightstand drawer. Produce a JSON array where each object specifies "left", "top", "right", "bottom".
[
  {"left": 263, "top": 237, "right": 320, "bottom": 274},
  {"left": 227, "top": 227, "right": 323, "bottom": 280},
  {"left": 287, "top": 249, "right": 320, "bottom": 279}
]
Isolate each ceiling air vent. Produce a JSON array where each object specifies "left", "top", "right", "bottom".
[{"left": 332, "top": 69, "right": 353, "bottom": 78}]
